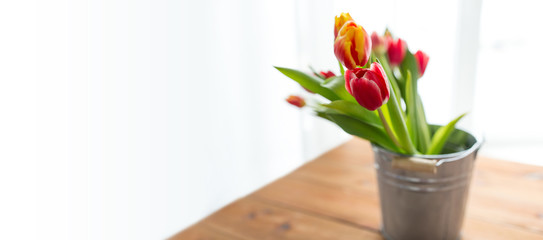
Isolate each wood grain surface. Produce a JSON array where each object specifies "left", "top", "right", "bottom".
[{"left": 171, "top": 138, "right": 543, "bottom": 240}]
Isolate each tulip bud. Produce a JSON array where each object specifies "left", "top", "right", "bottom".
[
  {"left": 414, "top": 50, "right": 429, "bottom": 77},
  {"left": 334, "top": 21, "right": 371, "bottom": 70},
  {"left": 384, "top": 28, "right": 392, "bottom": 38},
  {"left": 345, "top": 62, "right": 390, "bottom": 111},
  {"left": 286, "top": 95, "right": 306, "bottom": 108},
  {"left": 319, "top": 70, "right": 336, "bottom": 79},
  {"left": 371, "top": 32, "right": 387, "bottom": 55},
  {"left": 387, "top": 38, "right": 407, "bottom": 66},
  {"left": 334, "top": 13, "right": 353, "bottom": 39}
]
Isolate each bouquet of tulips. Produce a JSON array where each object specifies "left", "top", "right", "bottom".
[{"left": 277, "top": 13, "right": 465, "bottom": 155}]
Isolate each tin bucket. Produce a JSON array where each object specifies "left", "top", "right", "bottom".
[{"left": 373, "top": 126, "right": 482, "bottom": 240}]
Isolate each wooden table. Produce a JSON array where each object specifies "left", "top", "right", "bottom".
[{"left": 171, "top": 138, "right": 543, "bottom": 239}]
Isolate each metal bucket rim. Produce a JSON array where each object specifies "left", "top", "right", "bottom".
[{"left": 371, "top": 126, "right": 484, "bottom": 163}]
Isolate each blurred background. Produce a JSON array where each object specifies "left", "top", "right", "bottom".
[{"left": 1, "top": 0, "right": 542, "bottom": 239}]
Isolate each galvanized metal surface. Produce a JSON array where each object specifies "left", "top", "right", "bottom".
[{"left": 374, "top": 128, "right": 482, "bottom": 240}]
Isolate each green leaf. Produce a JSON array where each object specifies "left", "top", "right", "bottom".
[
  {"left": 315, "top": 111, "right": 332, "bottom": 121},
  {"left": 326, "top": 113, "right": 401, "bottom": 153},
  {"left": 321, "top": 76, "right": 356, "bottom": 102},
  {"left": 382, "top": 85, "right": 417, "bottom": 155},
  {"left": 394, "top": 50, "right": 419, "bottom": 103},
  {"left": 405, "top": 70, "right": 431, "bottom": 153},
  {"left": 322, "top": 100, "right": 382, "bottom": 128},
  {"left": 380, "top": 99, "right": 393, "bottom": 129},
  {"left": 416, "top": 95, "right": 431, "bottom": 153},
  {"left": 275, "top": 66, "right": 340, "bottom": 101},
  {"left": 338, "top": 61, "right": 345, "bottom": 75},
  {"left": 362, "top": 54, "right": 372, "bottom": 68},
  {"left": 405, "top": 70, "right": 418, "bottom": 147},
  {"left": 376, "top": 55, "right": 403, "bottom": 107},
  {"left": 427, "top": 113, "right": 467, "bottom": 155},
  {"left": 400, "top": 50, "right": 420, "bottom": 82}
]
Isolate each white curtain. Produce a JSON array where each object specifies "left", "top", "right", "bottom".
[{"left": 1, "top": 0, "right": 319, "bottom": 239}]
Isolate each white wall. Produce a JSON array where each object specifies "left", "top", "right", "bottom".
[
  {"left": 473, "top": 0, "right": 543, "bottom": 165},
  {"left": 0, "top": 0, "right": 312, "bottom": 239}
]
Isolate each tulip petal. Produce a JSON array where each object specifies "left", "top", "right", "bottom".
[
  {"left": 351, "top": 67, "right": 367, "bottom": 78},
  {"left": 334, "top": 12, "right": 353, "bottom": 39},
  {"left": 387, "top": 38, "right": 407, "bottom": 66},
  {"left": 335, "top": 35, "right": 356, "bottom": 70},
  {"left": 320, "top": 71, "right": 336, "bottom": 79},
  {"left": 369, "top": 63, "right": 390, "bottom": 102},
  {"left": 354, "top": 26, "right": 371, "bottom": 68},
  {"left": 334, "top": 20, "right": 371, "bottom": 70},
  {"left": 286, "top": 95, "right": 305, "bottom": 108},
  {"left": 362, "top": 71, "right": 386, "bottom": 101},
  {"left": 371, "top": 32, "right": 387, "bottom": 54},
  {"left": 345, "top": 67, "right": 368, "bottom": 95},
  {"left": 344, "top": 69, "right": 354, "bottom": 95},
  {"left": 414, "top": 50, "right": 429, "bottom": 77},
  {"left": 350, "top": 76, "right": 384, "bottom": 111},
  {"left": 352, "top": 28, "right": 363, "bottom": 65}
]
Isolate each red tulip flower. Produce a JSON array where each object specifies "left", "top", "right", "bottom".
[
  {"left": 319, "top": 71, "right": 336, "bottom": 79},
  {"left": 345, "top": 62, "right": 390, "bottom": 111},
  {"left": 371, "top": 32, "right": 388, "bottom": 54},
  {"left": 334, "top": 21, "right": 371, "bottom": 70},
  {"left": 414, "top": 50, "right": 429, "bottom": 77},
  {"left": 286, "top": 95, "right": 306, "bottom": 108},
  {"left": 387, "top": 38, "right": 407, "bottom": 66}
]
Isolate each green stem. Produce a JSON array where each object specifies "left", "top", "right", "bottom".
[
  {"left": 338, "top": 60, "right": 345, "bottom": 75},
  {"left": 376, "top": 54, "right": 402, "bottom": 108},
  {"left": 386, "top": 86, "right": 417, "bottom": 155},
  {"left": 378, "top": 108, "right": 402, "bottom": 151}
]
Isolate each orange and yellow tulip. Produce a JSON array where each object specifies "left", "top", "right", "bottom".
[
  {"left": 334, "top": 13, "right": 353, "bottom": 39},
  {"left": 334, "top": 20, "right": 371, "bottom": 70}
]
